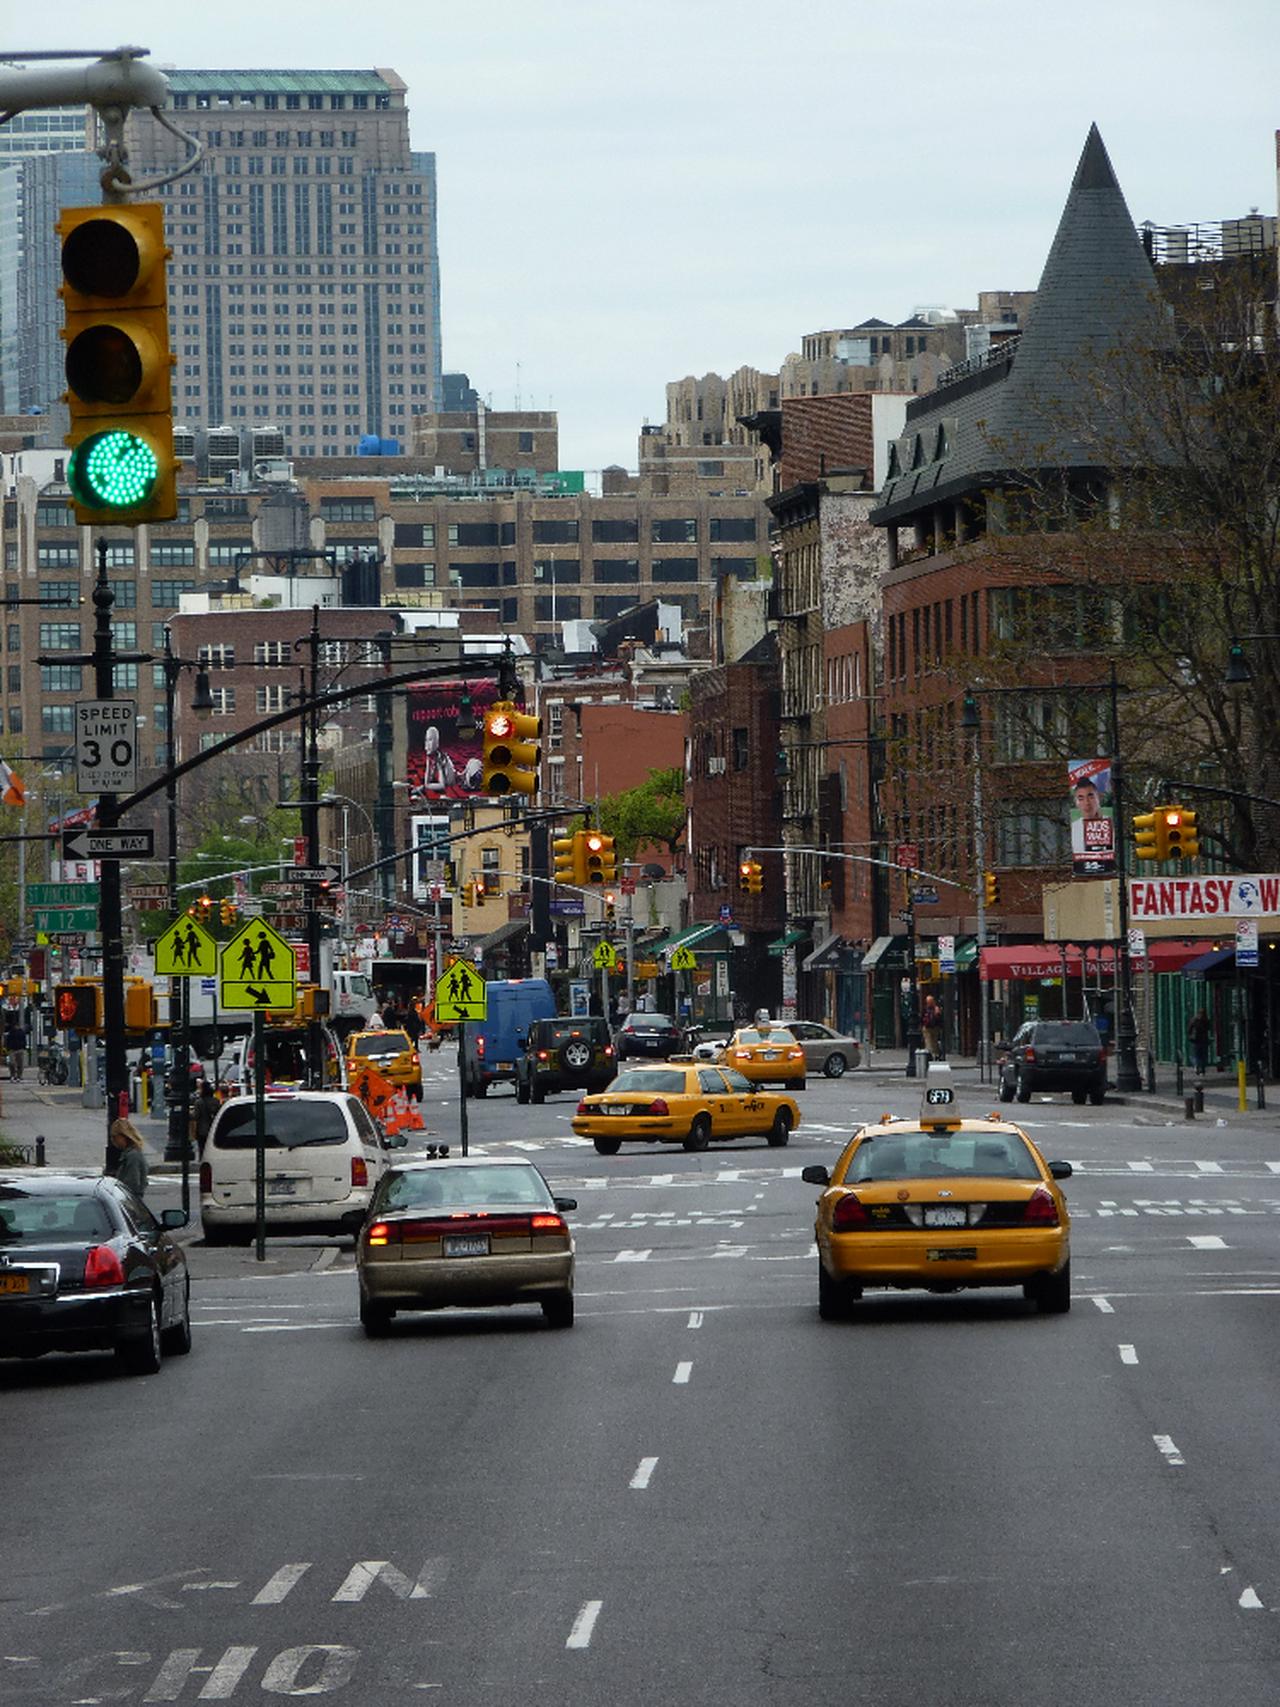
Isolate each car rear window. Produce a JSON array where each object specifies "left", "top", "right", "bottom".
[
  {"left": 1033, "top": 1024, "right": 1102, "bottom": 1045},
  {"left": 844, "top": 1130, "right": 1041, "bottom": 1182},
  {"left": 537, "top": 1022, "right": 606, "bottom": 1045},
  {"left": 0, "top": 1189, "right": 116, "bottom": 1242},
  {"left": 609, "top": 1069, "right": 686, "bottom": 1093},
  {"left": 353, "top": 1032, "right": 412, "bottom": 1057},
  {"left": 379, "top": 1165, "right": 552, "bottom": 1211},
  {"left": 627, "top": 1015, "right": 674, "bottom": 1030},
  {"left": 735, "top": 1028, "right": 796, "bottom": 1045},
  {"left": 211, "top": 1101, "right": 350, "bottom": 1149}
]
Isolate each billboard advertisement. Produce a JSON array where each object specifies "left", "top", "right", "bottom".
[
  {"left": 405, "top": 678, "right": 501, "bottom": 799},
  {"left": 1068, "top": 756, "right": 1115, "bottom": 875}
]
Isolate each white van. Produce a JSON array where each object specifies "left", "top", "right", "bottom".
[{"left": 199, "top": 1089, "right": 397, "bottom": 1243}]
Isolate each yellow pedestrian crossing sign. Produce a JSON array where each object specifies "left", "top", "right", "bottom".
[
  {"left": 154, "top": 914, "right": 217, "bottom": 978},
  {"left": 670, "top": 944, "right": 698, "bottom": 971},
  {"left": 593, "top": 941, "right": 618, "bottom": 971},
  {"left": 219, "top": 919, "right": 297, "bottom": 1011},
  {"left": 434, "top": 956, "right": 487, "bottom": 1023}
]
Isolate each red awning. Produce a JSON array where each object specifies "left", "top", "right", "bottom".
[{"left": 980, "top": 940, "right": 1220, "bottom": 981}]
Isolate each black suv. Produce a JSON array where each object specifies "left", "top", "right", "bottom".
[
  {"left": 998, "top": 1020, "right": 1107, "bottom": 1105},
  {"left": 515, "top": 1017, "right": 616, "bottom": 1104}
]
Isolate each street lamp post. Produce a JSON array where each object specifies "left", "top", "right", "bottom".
[
  {"left": 960, "top": 694, "right": 993, "bottom": 1082},
  {"left": 1107, "top": 664, "right": 1143, "bottom": 1094}
]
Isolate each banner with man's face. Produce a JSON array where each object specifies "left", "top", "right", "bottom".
[{"left": 1068, "top": 756, "right": 1115, "bottom": 875}]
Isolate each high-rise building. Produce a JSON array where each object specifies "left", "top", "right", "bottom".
[{"left": 121, "top": 67, "right": 442, "bottom": 457}]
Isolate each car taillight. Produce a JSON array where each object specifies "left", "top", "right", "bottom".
[
  {"left": 351, "top": 1156, "right": 368, "bottom": 1188},
  {"left": 199, "top": 1162, "right": 212, "bottom": 1194},
  {"left": 531, "top": 1213, "right": 566, "bottom": 1234},
  {"left": 734, "top": 1050, "right": 750, "bottom": 1061},
  {"left": 1097, "top": 1048, "right": 1107, "bottom": 1064},
  {"left": 537, "top": 1049, "right": 550, "bottom": 1061},
  {"left": 832, "top": 1193, "right": 870, "bottom": 1230},
  {"left": 1023, "top": 1187, "right": 1059, "bottom": 1225},
  {"left": 576, "top": 1099, "right": 588, "bottom": 1115},
  {"left": 83, "top": 1244, "right": 124, "bottom": 1288},
  {"left": 604, "top": 1045, "right": 614, "bottom": 1058},
  {"left": 1024, "top": 1047, "right": 1037, "bottom": 1063},
  {"left": 476, "top": 1036, "right": 486, "bottom": 1058},
  {"left": 648, "top": 1099, "right": 669, "bottom": 1116},
  {"left": 367, "top": 1221, "right": 390, "bottom": 1246},
  {"left": 787, "top": 1048, "right": 803, "bottom": 1060}
]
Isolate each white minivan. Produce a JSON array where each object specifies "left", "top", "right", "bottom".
[{"left": 199, "top": 1089, "right": 398, "bottom": 1243}]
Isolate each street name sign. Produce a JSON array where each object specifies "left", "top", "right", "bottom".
[
  {"left": 62, "top": 827, "right": 155, "bottom": 861},
  {"left": 33, "top": 906, "right": 99, "bottom": 932},
  {"left": 127, "top": 883, "right": 170, "bottom": 900},
  {"left": 27, "top": 882, "right": 98, "bottom": 907},
  {"left": 154, "top": 915, "right": 218, "bottom": 978},
  {"left": 434, "top": 957, "right": 486, "bottom": 1023},
  {"left": 910, "top": 886, "right": 939, "bottom": 905},
  {"left": 283, "top": 865, "right": 341, "bottom": 885},
  {"left": 218, "top": 919, "right": 297, "bottom": 1010},
  {"left": 75, "top": 699, "right": 138, "bottom": 794}
]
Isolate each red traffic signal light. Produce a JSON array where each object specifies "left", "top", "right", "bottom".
[{"left": 481, "top": 700, "right": 541, "bottom": 796}]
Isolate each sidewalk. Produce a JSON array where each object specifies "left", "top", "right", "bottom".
[{"left": 0, "top": 1078, "right": 172, "bottom": 1171}]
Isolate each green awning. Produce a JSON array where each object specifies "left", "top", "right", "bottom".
[
  {"left": 647, "top": 921, "right": 723, "bottom": 957},
  {"left": 953, "top": 937, "right": 979, "bottom": 968},
  {"left": 863, "top": 935, "right": 910, "bottom": 970},
  {"left": 767, "top": 928, "right": 806, "bottom": 957}
]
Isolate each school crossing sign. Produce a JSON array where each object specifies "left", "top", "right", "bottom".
[
  {"left": 433, "top": 956, "right": 487, "bottom": 1024},
  {"left": 153, "top": 914, "right": 218, "bottom": 978},
  {"left": 218, "top": 918, "right": 297, "bottom": 1011}
]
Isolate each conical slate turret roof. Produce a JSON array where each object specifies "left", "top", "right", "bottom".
[{"left": 872, "top": 125, "right": 1168, "bottom": 522}]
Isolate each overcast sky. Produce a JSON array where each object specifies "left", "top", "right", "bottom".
[{"left": 24, "top": 0, "right": 1280, "bottom": 473}]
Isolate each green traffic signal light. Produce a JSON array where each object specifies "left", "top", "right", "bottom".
[{"left": 68, "top": 429, "right": 160, "bottom": 510}]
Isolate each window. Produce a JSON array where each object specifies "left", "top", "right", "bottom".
[
  {"left": 447, "top": 521, "right": 499, "bottom": 547},
  {"left": 39, "top": 581, "right": 79, "bottom": 608},
  {"left": 150, "top": 543, "right": 196, "bottom": 568},
  {"left": 36, "top": 502, "right": 74, "bottom": 528},
  {"left": 208, "top": 542, "right": 253, "bottom": 567},
  {"left": 732, "top": 728, "right": 750, "bottom": 771},
  {"left": 253, "top": 640, "right": 289, "bottom": 666},
  {"left": 592, "top": 559, "right": 640, "bottom": 583},
  {"left": 531, "top": 519, "right": 579, "bottom": 545},
  {"left": 518, "top": 431, "right": 534, "bottom": 453},
  {"left": 41, "top": 705, "right": 74, "bottom": 734},
  {"left": 533, "top": 559, "right": 579, "bottom": 584},
  {"left": 993, "top": 693, "right": 1108, "bottom": 763},
  {"left": 198, "top": 644, "right": 236, "bottom": 671},
  {"left": 709, "top": 516, "right": 757, "bottom": 543},
  {"left": 256, "top": 685, "right": 287, "bottom": 713},
  {"left": 112, "top": 664, "right": 138, "bottom": 691},
  {"left": 534, "top": 596, "right": 580, "bottom": 622},
  {"left": 107, "top": 578, "right": 137, "bottom": 608},
  {"left": 6, "top": 625, "right": 19, "bottom": 652},
  {"left": 990, "top": 585, "right": 1111, "bottom": 652},
  {"left": 102, "top": 543, "right": 135, "bottom": 568},
  {"left": 39, "top": 623, "right": 80, "bottom": 650},
  {"left": 996, "top": 799, "right": 1071, "bottom": 867},
  {"left": 152, "top": 578, "right": 196, "bottom": 605},
  {"left": 320, "top": 497, "right": 376, "bottom": 522},
  {"left": 651, "top": 558, "right": 698, "bottom": 582},
  {"left": 36, "top": 544, "right": 79, "bottom": 569},
  {"left": 209, "top": 687, "right": 237, "bottom": 716},
  {"left": 711, "top": 557, "right": 757, "bottom": 581},
  {"left": 651, "top": 517, "right": 697, "bottom": 543}
]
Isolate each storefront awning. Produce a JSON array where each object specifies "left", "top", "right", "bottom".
[
  {"left": 476, "top": 918, "right": 528, "bottom": 955},
  {"left": 980, "top": 939, "right": 1218, "bottom": 982},
  {"left": 801, "top": 932, "right": 844, "bottom": 972},
  {"left": 862, "top": 935, "right": 909, "bottom": 971},
  {"left": 767, "top": 928, "right": 806, "bottom": 957},
  {"left": 1183, "top": 947, "right": 1236, "bottom": 978},
  {"left": 953, "top": 936, "right": 979, "bottom": 969},
  {"left": 647, "top": 921, "right": 722, "bottom": 957}
]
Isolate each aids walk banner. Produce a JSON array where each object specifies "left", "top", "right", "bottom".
[
  {"left": 1129, "top": 873, "right": 1280, "bottom": 920},
  {"left": 1068, "top": 756, "right": 1115, "bottom": 876}
]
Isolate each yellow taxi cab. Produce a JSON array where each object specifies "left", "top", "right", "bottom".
[
  {"left": 571, "top": 1062, "right": 800, "bottom": 1155},
  {"left": 715, "top": 1023, "right": 807, "bottom": 1090},
  {"left": 344, "top": 1028, "right": 424, "bottom": 1103},
  {"left": 801, "top": 1064, "right": 1073, "bottom": 1319}
]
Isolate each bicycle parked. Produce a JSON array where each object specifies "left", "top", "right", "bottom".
[{"left": 36, "top": 1041, "right": 69, "bottom": 1087}]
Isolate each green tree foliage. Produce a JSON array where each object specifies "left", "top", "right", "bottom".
[{"left": 593, "top": 767, "right": 685, "bottom": 862}]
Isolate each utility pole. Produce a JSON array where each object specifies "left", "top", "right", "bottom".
[{"left": 1109, "top": 662, "right": 1142, "bottom": 1093}]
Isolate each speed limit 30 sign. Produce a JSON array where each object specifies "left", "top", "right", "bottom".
[{"left": 75, "top": 700, "right": 138, "bottom": 794}]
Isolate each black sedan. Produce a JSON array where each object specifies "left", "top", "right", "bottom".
[
  {"left": 0, "top": 1171, "right": 192, "bottom": 1375},
  {"left": 615, "top": 1012, "right": 683, "bottom": 1060}
]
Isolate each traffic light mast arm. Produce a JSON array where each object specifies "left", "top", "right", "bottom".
[{"left": 742, "top": 844, "right": 975, "bottom": 891}]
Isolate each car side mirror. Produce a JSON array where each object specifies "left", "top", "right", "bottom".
[
  {"left": 800, "top": 1165, "right": 830, "bottom": 1186},
  {"left": 1048, "top": 1160, "right": 1073, "bottom": 1180},
  {"left": 554, "top": 1195, "right": 577, "bottom": 1212},
  {"left": 160, "top": 1208, "right": 189, "bottom": 1229}
]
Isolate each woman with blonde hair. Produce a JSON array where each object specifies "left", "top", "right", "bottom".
[{"left": 109, "top": 1117, "right": 149, "bottom": 1199}]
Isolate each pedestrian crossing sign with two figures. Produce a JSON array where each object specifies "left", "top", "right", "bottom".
[
  {"left": 154, "top": 914, "right": 217, "bottom": 978},
  {"left": 669, "top": 944, "right": 698, "bottom": 971},
  {"left": 219, "top": 919, "right": 297, "bottom": 1011},
  {"left": 433, "top": 956, "right": 486, "bottom": 1023}
]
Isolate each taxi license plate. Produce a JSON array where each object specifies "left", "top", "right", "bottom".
[
  {"left": 602, "top": 1104, "right": 637, "bottom": 1116},
  {"left": 0, "top": 1274, "right": 30, "bottom": 1294},
  {"left": 761, "top": 1050, "right": 778, "bottom": 1060},
  {"left": 927, "top": 1247, "right": 977, "bottom": 1261},
  {"left": 268, "top": 1179, "right": 297, "bottom": 1197},
  {"left": 924, "top": 1206, "right": 967, "bottom": 1228},
  {"left": 443, "top": 1234, "right": 490, "bottom": 1258}
]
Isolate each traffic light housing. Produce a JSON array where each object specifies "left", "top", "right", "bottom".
[
  {"left": 123, "top": 978, "right": 156, "bottom": 1032},
  {"left": 603, "top": 891, "right": 616, "bottom": 923},
  {"left": 738, "top": 859, "right": 753, "bottom": 895},
  {"left": 57, "top": 202, "right": 177, "bottom": 524},
  {"left": 219, "top": 898, "right": 238, "bottom": 928},
  {"left": 582, "top": 830, "right": 617, "bottom": 885},
  {"left": 1177, "top": 807, "right": 1200, "bottom": 858},
  {"left": 747, "top": 859, "right": 762, "bottom": 894},
  {"left": 481, "top": 700, "right": 541, "bottom": 797},
  {"left": 553, "top": 834, "right": 577, "bottom": 887},
  {"left": 55, "top": 983, "right": 101, "bottom": 1032},
  {"left": 983, "top": 871, "right": 1000, "bottom": 907},
  {"left": 1133, "top": 810, "right": 1160, "bottom": 860},
  {"left": 459, "top": 877, "right": 473, "bottom": 907}
]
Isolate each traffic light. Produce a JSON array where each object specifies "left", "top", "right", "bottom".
[
  {"left": 1159, "top": 805, "right": 1199, "bottom": 860},
  {"left": 553, "top": 834, "right": 578, "bottom": 888},
  {"left": 198, "top": 894, "right": 212, "bottom": 921},
  {"left": 481, "top": 701, "right": 541, "bottom": 796},
  {"left": 738, "top": 859, "right": 754, "bottom": 895},
  {"left": 983, "top": 871, "right": 1000, "bottom": 907},
  {"left": 747, "top": 859, "right": 763, "bottom": 894},
  {"left": 581, "top": 831, "right": 616, "bottom": 885},
  {"left": 219, "top": 898, "right": 238, "bottom": 927},
  {"left": 55, "top": 983, "right": 101, "bottom": 1032},
  {"left": 603, "top": 891, "right": 616, "bottom": 923},
  {"left": 459, "top": 877, "right": 473, "bottom": 907},
  {"left": 57, "top": 202, "right": 177, "bottom": 524},
  {"left": 1133, "top": 810, "right": 1160, "bottom": 860},
  {"left": 1178, "top": 807, "right": 1200, "bottom": 858},
  {"left": 123, "top": 979, "right": 156, "bottom": 1031}
]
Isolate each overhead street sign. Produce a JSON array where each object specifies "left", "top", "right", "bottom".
[
  {"left": 154, "top": 914, "right": 218, "bottom": 978},
  {"left": 433, "top": 957, "right": 486, "bottom": 1024},
  {"left": 284, "top": 865, "right": 341, "bottom": 885},
  {"left": 62, "top": 827, "right": 155, "bottom": 861},
  {"left": 75, "top": 699, "right": 138, "bottom": 794},
  {"left": 218, "top": 919, "right": 297, "bottom": 1011},
  {"left": 26, "top": 882, "right": 98, "bottom": 907},
  {"left": 33, "top": 907, "right": 99, "bottom": 932}
]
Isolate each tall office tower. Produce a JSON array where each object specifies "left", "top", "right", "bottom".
[
  {"left": 0, "top": 106, "right": 97, "bottom": 421},
  {"left": 123, "top": 67, "right": 442, "bottom": 457}
]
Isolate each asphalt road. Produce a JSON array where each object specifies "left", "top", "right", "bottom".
[{"left": 3, "top": 1065, "right": 1279, "bottom": 1704}]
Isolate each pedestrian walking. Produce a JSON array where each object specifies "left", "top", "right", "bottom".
[
  {"left": 1188, "top": 1008, "right": 1211, "bottom": 1077},
  {"left": 194, "top": 1080, "right": 218, "bottom": 1152},
  {"left": 921, "top": 995, "right": 943, "bottom": 1060},
  {"left": 402, "top": 999, "right": 424, "bottom": 1046},
  {"left": 108, "top": 1117, "right": 149, "bottom": 1199},
  {"left": 4, "top": 1013, "right": 28, "bottom": 1082}
]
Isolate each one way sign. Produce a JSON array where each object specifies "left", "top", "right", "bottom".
[{"left": 62, "top": 827, "right": 155, "bottom": 861}]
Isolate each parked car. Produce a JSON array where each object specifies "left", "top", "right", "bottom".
[
  {"left": 516, "top": 1016, "right": 615, "bottom": 1103},
  {"left": 615, "top": 1012, "right": 682, "bottom": 1061},
  {"left": 997, "top": 1020, "right": 1108, "bottom": 1105},
  {"left": 787, "top": 1020, "right": 861, "bottom": 1078},
  {"left": 0, "top": 1170, "right": 191, "bottom": 1374},
  {"left": 357, "top": 1155, "right": 576, "bottom": 1334},
  {"left": 200, "top": 1089, "right": 393, "bottom": 1243}
]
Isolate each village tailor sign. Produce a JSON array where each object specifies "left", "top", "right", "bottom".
[{"left": 1129, "top": 874, "right": 1280, "bottom": 920}]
